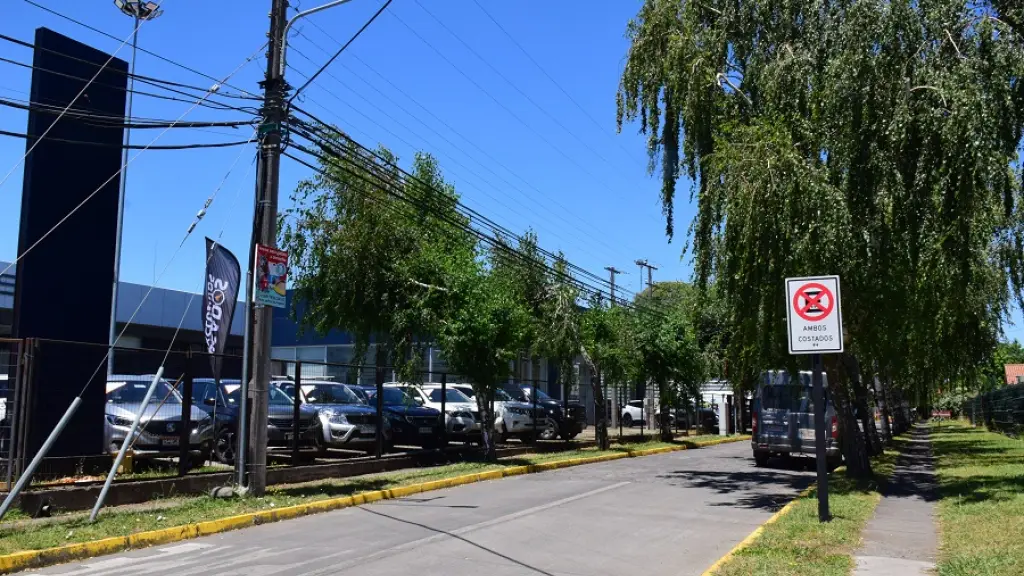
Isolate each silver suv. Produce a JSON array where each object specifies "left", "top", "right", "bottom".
[{"left": 105, "top": 375, "right": 213, "bottom": 461}]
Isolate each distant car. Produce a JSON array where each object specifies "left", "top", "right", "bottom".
[
  {"left": 105, "top": 375, "right": 213, "bottom": 464},
  {"left": 387, "top": 383, "right": 481, "bottom": 441},
  {"left": 449, "top": 384, "right": 539, "bottom": 443},
  {"left": 517, "top": 385, "right": 587, "bottom": 440},
  {"left": 193, "top": 379, "right": 321, "bottom": 464},
  {"left": 293, "top": 381, "right": 385, "bottom": 453},
  {"left": 356, "top": 386, "right": 443, "bottom": 449}
]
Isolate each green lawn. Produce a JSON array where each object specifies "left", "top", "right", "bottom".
[
  {"left": 931, "top": 421, "right": 1024, "bottom": 576},
  {"left": 0, "top": 435, "right": 736, "bottom": 556},
  {"left": 713, "top": 442, "right": 901, "bottom": 576}
]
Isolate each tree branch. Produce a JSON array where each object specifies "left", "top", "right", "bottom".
[
  {"left": 715, "top": 73, "right": 753, "bottom": 106},
  {"left": 409, "top": 280, "right": 450, "bottom": 292}
]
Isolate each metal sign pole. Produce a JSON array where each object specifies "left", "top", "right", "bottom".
[{"left": 812, "top": 353, "right": 830, "bottom": 521}]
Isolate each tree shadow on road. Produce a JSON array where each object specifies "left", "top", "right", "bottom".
[{"left": 656, "top": 457, "right": 815, "bottom": 512}]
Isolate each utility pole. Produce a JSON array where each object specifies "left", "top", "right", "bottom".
[
  {"left": 247, "top": 0, "right": 290, "bottom": 496},
  {"left": 635, "top": 259, "right": 658, "bottom": 292},
  {"left": 604, "top": 266, "right": 624, "bottom": 306}
]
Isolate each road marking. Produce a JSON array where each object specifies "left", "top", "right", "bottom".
[{"left": 301, "top": 481, "right": 632, "bottom": 575}]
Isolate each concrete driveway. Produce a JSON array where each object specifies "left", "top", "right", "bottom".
[{"left": 36, "top": 440, "right": 815, "bottom": 576}]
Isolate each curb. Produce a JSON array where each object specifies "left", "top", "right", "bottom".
[
  {"left": 699, "top": 484, "right": 816, "bottom": 576},
  {"left": 0, "top": 435, "right": 749, "bottom": 574}
]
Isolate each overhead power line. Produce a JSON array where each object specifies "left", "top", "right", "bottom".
[
  {"left": 288, "top": 0, "right": 393, "bottom": 103},
  {"left": 21, "top": 0, "right": 262, "bottom": 99},
  {"left": 467, "top": 0, "right": 649, "bottom": 168},
  {"left": 0, "top": 129, "right": 254, "bottom": 150},
  {"left": 0, "top": 96, "right": 255, "bottom": 129},
  {"left": 287, "top": 105, "right": 632, "bottom": 295},
  {"left": 285, "top": 114, "right": 662, "bottom": 314}
]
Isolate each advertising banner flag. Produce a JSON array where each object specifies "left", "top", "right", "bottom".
[
  {"left": 254, "top": 244, "right": 288, "bottom": 309},
  {"left": 203, "top": 238, "right": 241, "bottom": 379}
]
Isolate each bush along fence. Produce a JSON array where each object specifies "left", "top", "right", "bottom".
[{"left": 962, "top": 383, "right": 1024, "bottom": 437}]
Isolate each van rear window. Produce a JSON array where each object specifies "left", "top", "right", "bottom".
[{"left": 760, "top": 385, "right": 811, "bottom": 411}]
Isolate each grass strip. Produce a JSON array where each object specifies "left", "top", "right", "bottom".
[
  {"left": 931, "top": 421, "right": 1024, "bottom": 576},
  {"left": 711, "top": 441, "right": 901, "bottom": 576},
  {"left": 0, "top": 434, "right": 732, "bottom": 555}
]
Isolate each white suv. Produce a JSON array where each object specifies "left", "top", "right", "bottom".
[
  {"left": 449, "top": 384, "right": 539, "bottom": 443},
  {"left": 385, "top": 383, "right": 481, "bottom": 440}
]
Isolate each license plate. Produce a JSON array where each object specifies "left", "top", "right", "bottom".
[
  {"left": 359, "top": 425, "right": 375, "bottom": 434},
  {"left": 799, "top": 429, "right": 816, "bottom": 441},
  {"left": 161, "top": 437, "right": 179, "bottom": 446},
  {"left": 418, "top": 427, "right": 433, "bottom": 434}
]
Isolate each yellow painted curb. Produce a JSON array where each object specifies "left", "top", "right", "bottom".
[
  {"left": 0, "top": 434, "right": 749, "bottom": 575},
  {"left": 699, "top": 485, "right": 815, "bottom": 576}
]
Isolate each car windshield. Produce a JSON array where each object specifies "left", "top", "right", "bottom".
[
  {"left": 525, "top": 386, "right": 552, "bottom": 401},
  {"left": 501, "top": 387, "right": 529, "bottom": 402},
  {"left": 427, "top": 388, "right": 471, "bottom": 403},
  {"left": 381, "top": 388, "right": 421, "bottom": 406},
  {"left": 106, "top": 379, "right": 181, "bottom": 404},
  {"left": 224, "top": 386, "right": 294, "bottom": 406},
  {"left": 302, "top": 383, "right": 363, "bottom": 405},
  {"left": 493, "top": 388, "right": 519, "bottom": 402}
]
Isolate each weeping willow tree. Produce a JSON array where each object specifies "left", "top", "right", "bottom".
[{"left": 618, "top": 0, "right": 1024, "bottom": 476}]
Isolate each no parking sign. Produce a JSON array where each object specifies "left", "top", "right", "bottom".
[{"left": 785, "top": 275, "right": 843, "bottom": 354}]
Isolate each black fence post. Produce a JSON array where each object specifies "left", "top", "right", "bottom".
[
  {"left": 292, "top": 361, "right": 302, "bottom": 464},
  {"left": 441, "top": 373, "right": 448, "bottom": 446},
  {"left": 375, "top": 364, "right": 384, "bottom": 459},
  {"left": 178, "top": 352, "right": 194, "bottom": 476},
  {"left": 532, "top": 379, "right": 538, "bottom": 440}
]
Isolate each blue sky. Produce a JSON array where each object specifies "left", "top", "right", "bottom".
[
  {"left": 3, "top": 0, "right": 1023, "bottom": 341},
  {"left": 0, "top": 0, "right": 684, "bottom": 305}
]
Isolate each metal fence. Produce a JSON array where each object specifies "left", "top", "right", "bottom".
[
  {"left": 963, "top": 383, "right": 1024, "bottom": 437},
  {"left": 3, "top": 339, "right": 614, "bottom": 489}
]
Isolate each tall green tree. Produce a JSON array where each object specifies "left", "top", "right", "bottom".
[
  {"left": 280, "top": 128, "right": 473, "bottom": 379},
  {"left": 618, "top": 0, "right": 1024, "bottom": 475},
  {"left": 581, "top": 296, "right": 637, "bottom": 449},
  {"left": 435, "top": 245, "right": 531, "bottom": 461}
]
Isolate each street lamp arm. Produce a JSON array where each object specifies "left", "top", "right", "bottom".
[{"left": 279, "top": 0, "right": 355, "bottom": 75}]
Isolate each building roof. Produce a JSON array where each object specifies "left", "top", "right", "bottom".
[
  {"left": 1005, "top": 364, "right": 1024, "bottom": 385},
  {"left": 0, "top": 261, "right": 243, "bottom": 336}
]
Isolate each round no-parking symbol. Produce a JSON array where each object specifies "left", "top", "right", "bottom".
[
  {"left": 785, "top": 276, "right": 843, "bottom": 354},
  {"left": 793, "top": 283, "right": 834, "bottom": 322}
]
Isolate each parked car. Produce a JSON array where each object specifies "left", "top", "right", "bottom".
[
  {"left": 192, "top": 379, "right": 321, "bottom": 464},
  {"left": 751, "top": 370, "right": 842, "bottom": 468},
  {"left": 355, "top": 385, "right": 443, "bottom": 449},
  {"left": 621, "top": 400, "right": 645, "bottom": 427},
  {"left": 516, "top": 385, "right": 587, "bottom": 440},
  {"left": 292, "top": 381, "right": 384, "bottom": 453},
  {"left": 105, "top": 375, "right": 213, "bottom": 464},
  {"left": 449, "top": 384, "right": 540, "bottom": 443},
  {"left": 386, "top": 383, "right": 481, "bottom": 441}
]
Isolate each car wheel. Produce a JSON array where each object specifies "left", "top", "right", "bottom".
[
  {"left": 539, "top": 427, "right": 558, "bottom": 441},
  {"left": 214, "top": 429, "right": 236, "bottom": 465},
  {"left": 622, "top": 414, "right": 633, "bottom": 428},
  {"left": 754, "top": 453, "right": 770, "bottom": 467}
]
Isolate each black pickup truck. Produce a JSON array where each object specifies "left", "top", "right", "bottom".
[{"left": 512, "top": 385, "right": 587, "bottom": 440}]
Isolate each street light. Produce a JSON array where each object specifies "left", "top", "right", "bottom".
[{"left": 108, "top": 1, "right": 163, "bottom": 375}]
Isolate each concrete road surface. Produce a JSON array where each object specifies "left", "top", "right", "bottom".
[{"left": 36, "top": 441, "right": 814, "bottom": 576}]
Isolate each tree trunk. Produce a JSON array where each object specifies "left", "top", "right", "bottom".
[
  {"left": 476, "top": 393, "right": 497, "bottom": 462},
  {"left": 835, "top": 356, "right": 872, "bottom": 479},
  {"left": 851, "top": 367, "right": 882, "bottom": 457},
  {"left": 658, "top": 380, "right": 673, "bottom": 442},
  {"left": 593, "top": 370, "right": 609, "bottom": 450},
  {"left": 875, "top": 374, "right": 893, "bottom": 443}
]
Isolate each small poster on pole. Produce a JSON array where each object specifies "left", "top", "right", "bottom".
[{"left": 254, "top": 244, "right": 288, "bottom": 308}]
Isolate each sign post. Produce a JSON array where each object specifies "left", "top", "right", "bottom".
[{"left": 785, "top": 275, "right": 843, "bottom": 522}]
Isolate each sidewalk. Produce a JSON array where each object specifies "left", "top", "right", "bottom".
[{"left": 853, "top": 423, "right": 939, "bottom": 576}]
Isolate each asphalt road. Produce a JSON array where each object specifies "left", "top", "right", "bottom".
[{"left": 36, "top": 440, "right": 815, "bottom": 576}]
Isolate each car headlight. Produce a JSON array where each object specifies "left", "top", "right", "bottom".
[
  {"left": 321, "top": 410, "right": 348, "bottom": 425},
  {"left": 105, "top": 415, "right": 134, "bottom": 427}
]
